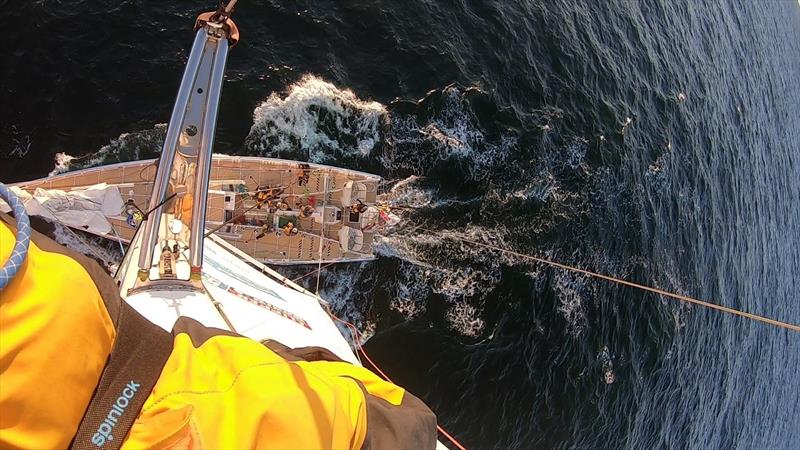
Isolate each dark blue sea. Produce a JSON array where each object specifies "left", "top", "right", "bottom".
[{"left": 2, "top": 0, "right": 799, "bottom": 448}]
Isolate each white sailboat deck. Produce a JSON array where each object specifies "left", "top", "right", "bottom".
[{"left": 115, "top": 231, "right": 360, "bottom": 365}]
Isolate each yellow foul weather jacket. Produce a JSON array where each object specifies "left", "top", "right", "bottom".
[{"left": 0, "top": 213, "right": 437, "bottom": 449}]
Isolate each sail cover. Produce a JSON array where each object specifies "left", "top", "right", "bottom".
[{"left": 0, "top": 184, "right": 123, "bottom": 235}]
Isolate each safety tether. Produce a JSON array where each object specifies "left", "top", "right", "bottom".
[{"left": 0, "top": 183, "right": 31, "bottom": 289}]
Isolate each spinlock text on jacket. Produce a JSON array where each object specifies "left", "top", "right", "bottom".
[{"left": 91, "top": 381, "right": 140, "bottom": 447}]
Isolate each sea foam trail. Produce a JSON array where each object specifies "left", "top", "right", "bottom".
[
  {"left": 48, "top": 153, "right": 77, "bottom": 176},
  {"left": 47, "top": 125, "right": 167, "bottom": 175},
  {"left": 384, "top": 85, "right": 518, "bottom": 181},
  {"left": 376, "top": 226, "right": 512, "bottom": 336},
  {"left": 246, "top": 74, "right": 387, "bottom": 163},
  {"left": 52, "top": 223, "right": 122, "bottom": 273}
]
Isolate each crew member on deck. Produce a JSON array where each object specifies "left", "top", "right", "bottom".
[{"left": 350, "top": 199, "right": 368, "bottom": 215}]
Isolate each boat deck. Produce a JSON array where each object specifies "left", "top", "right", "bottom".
[{"left": 16, "top": 155, "right": 383, "bottom": 264}]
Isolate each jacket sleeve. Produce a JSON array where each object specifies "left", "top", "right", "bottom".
[{"left": 265, "top": 342, "right": 439, "bottom": 450}]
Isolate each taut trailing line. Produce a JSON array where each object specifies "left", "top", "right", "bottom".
[
  {"left": 325, "top": 309, "right": 469, "bottom": 450},
  {"left": 416, "top": 228, "right": 800, "bottom": 333}
]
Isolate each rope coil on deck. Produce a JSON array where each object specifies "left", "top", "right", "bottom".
[{"left": 0, "top": 183, "right": 31, "bottom": 289}]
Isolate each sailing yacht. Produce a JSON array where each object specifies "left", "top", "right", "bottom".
[
  {"left": 1, "top": 3, "right": 452, "bottom": 449},
  {"left": 112, "top": 1, "right": 419, "bottom": 399},
  {"left": 10, "top": 155, "right": 388, "bottom": 265}
]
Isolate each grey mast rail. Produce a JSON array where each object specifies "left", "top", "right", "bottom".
[
  {"left": 135, "top": 30, "right": 206, "bottom": 279},
  {"left": 189, "top": 34, "right": 229, "bottom": 270},
  {"left": 136, "top": 11, "right": 238, "bottom": 284}
]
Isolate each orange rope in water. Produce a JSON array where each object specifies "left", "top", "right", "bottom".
[
  {"left": 307, "top": 225, "right": 796, "bottom": 450},
  {"left": 422, "top": 230, "right": 800, "bottom": 333},
  {"left": 326, "top": 309, "right": 469, "bottom": 450},
  {"left": 306, "top": 225, "right": 796, "bottom": 450}
]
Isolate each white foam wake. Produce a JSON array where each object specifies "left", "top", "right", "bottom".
[
  {"left": 48, "top": 153, "right": 78, "bottom": 176},
  {"left": 384, "top": 86, "right": 517, "bottom": 180},
  {"left": 48, "top": 125, "right": 167, "bottom": 176},
  {"left": 247, "top": 74, "right": 387, "bottom": 162},
  {"left": 52, "top": 223, "right": 122, "bottom": 273},
  {"left": 376, "top": 225, "right": 518, "bottom": 337}
]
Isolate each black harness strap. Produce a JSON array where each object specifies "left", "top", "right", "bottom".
[{"left": 70, "top": 304, "right": 173, "bottom": 450}]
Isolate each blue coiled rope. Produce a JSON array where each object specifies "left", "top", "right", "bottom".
[{"left": 0, "top": 183, "right": 31, "bottom": 289}]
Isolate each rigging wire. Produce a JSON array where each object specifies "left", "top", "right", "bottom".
[
  {"left": 314, "top": 174, "right": 330, "bottom": 295},
  {"left": 291, "top": 262, "right": 336, "bottom": 283},
  {"left": 223, "top": 0, "right": 238, "bottom": 14},
  {"left": 142, "top": 192, "right": 178, "bottom": 219},
  {"left": 107, "top": 225, "right": 126, "bottom": 256}
]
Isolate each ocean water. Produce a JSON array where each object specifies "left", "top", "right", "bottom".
[{"left": 2, "top": 0, "right": 799, "bottom": 448}]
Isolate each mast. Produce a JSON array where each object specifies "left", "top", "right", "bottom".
[{"left": 134, "top": 5, "right": 239, "bottom": 286}]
